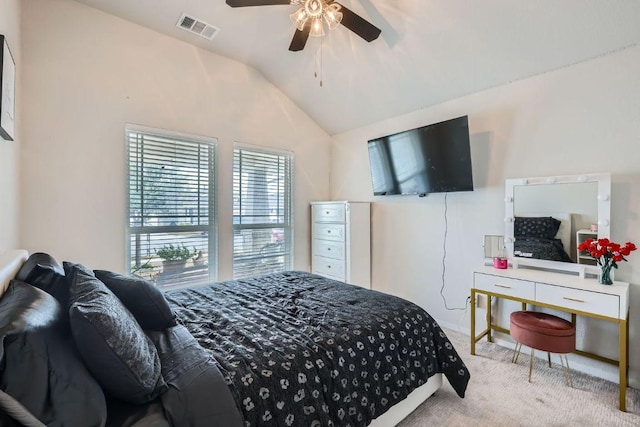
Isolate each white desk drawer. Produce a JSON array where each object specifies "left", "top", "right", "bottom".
[
  {"left": 313, "top": 204, "right": 346, "bottom": 223},
  {"left": 313, "top": 239, "right": 345, "bottom": 260},
  {"left": 314, "top": 223, "right": 345, "bottom": 242},
  {"left": 474, "top": 273, "right": 535, "bottom": 300},
  {"left": 313, "top": 256, "right": 346, "bottom": 280},
  {"left": 536, "top": 283, "right": 620, "bottom": 319}
]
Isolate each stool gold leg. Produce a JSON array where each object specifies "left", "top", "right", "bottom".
[
  {"left": 529, "top": 349, "right": 535, "bottom": 382},
  {"left": 564, "top": 354, "right": 573, "bottom": 388},
  {"left": 513, "top": 342, "right": 522, "bottom": 364}
]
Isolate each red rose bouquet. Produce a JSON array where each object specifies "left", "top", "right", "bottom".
[{"left": 577, "top": 238, "right": 637, "bottom": 284}]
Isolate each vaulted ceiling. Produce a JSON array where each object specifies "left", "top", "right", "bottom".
[{"left": 73, "top": 0, "right": 640, "bottom": 135}]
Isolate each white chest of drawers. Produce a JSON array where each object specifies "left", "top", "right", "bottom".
[{"left": 311, "top": 201, "right": 370, "bottom": 288}]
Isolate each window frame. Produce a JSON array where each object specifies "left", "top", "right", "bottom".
[
  {"left": 232, "top": 143, "right": 294, "bottom": 279},
  {"left": 125, "top": 124, "right": 218, "bottom": 284}
]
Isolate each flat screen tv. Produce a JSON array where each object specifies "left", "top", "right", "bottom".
[{"left": 367, "top": 115, "right": 473, "bottom": 196}]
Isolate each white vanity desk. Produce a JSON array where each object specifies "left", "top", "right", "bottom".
[{"left": 470, "top": 266, "right": 630, "bottom": 411}]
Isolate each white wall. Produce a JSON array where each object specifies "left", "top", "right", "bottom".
[
  {"left": 0, "top": 0, "right": 20, "bottom": 253},
  {"left": 331, "top": 46, "right": 640, "bottom": 385},
  {"left": 20, "top": 0, "right": 331, "bottom": 279}
]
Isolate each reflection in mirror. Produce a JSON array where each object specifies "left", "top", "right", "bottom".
[
  {"left": 513, "top": 182, "right": 598, "bottom": 263},
  {"left": 484, "top": 235, "right": 506, "bottom": 258},
  {"left": 504, "top": 173, "right": 611, "bottom": 274}
]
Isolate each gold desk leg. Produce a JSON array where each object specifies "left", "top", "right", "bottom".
[
  {"left": 486, "top": 295, "right": 492, "bottom": 343},
  {"left": 619, "top": 318, "right": 627, "bottom": 412},
  {"left": 470, "top": 289, "right": 476, "bottom": 355}
]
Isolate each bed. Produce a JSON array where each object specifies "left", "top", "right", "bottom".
[{"left": 0, "top": 250, "right": 470, "bottom": 427}]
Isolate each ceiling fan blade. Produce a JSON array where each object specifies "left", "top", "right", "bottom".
[
  {"left": 334, "top": 2, "right": 381, "bottom": 42},
  {"left": 226, "top": 0, "right": 290, "bottom": 7},
  {"left": 289, "top": 25, "right": 311, "bottom": 52}
]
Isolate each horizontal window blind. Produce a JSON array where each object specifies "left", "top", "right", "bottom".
[
  {"left": 233, "top": 147, "right": 293, "bottom": 279},
  {"left": 127, "top": 128, "right": 216, "bottom": 289}
]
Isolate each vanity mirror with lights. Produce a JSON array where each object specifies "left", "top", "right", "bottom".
[
  {"left": 504, "top": 172, "right": 611, "bottom": 275},
  {"left": 471, "top": 172, "right": 631, "bottom": 412}
]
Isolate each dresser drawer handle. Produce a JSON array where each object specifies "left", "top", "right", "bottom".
[
  {"left": 494, "top": 284, "right": 512, "bottom": 289},
  {"left": 563, "top": 296, "right": 585, "bottom": 303},
  {"left": 327, "top": 248, "right": 331, "bottom": 251},
  {"left": 327, "top": 230, "right": 331, "bottom": 234},
  {"left": 326, "top": 211, "right": 330, "bottom": 215}
]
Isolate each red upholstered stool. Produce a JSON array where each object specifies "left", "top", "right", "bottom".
[{"left": 510, "top": 311, "right": 576, "bottom": 386}]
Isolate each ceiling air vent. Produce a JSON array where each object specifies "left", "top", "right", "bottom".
[{"left": 176, "top": 13, "right": 219, "bottom": 40}]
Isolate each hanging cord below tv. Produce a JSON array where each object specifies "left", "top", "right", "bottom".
[{"left": 440, "top": 192, "right": 468, "bottom": 311}]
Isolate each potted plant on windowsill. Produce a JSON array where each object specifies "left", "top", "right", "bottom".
[{"left": 156, "top": 244, "right": 196, "bottom": 272}]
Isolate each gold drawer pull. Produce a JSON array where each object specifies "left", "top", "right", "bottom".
[
  {"left": 563, "top": 296, "right": 585, "bottom": 303},
  {"left": 494, "top": 284, "right": 512, "bottom": 289}
]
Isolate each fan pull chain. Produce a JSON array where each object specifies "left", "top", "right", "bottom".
[
  {"left": 320, "top": 38, "right": 323, "bottom": 87},
  {"left": 314, "top": 38, "right": 324, "bottom": 87}
]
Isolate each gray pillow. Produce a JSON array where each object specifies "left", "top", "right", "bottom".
[
  {"left": 66, "top": 263, "right": 167, "bottom": 404},
  {"left": 14, "top": 252, "right": 69, "bottom": 309},
  {"left": 514, "top": 216, "right": 561, "bottom": 239},
  {"left": 0, "top": 280, "right": 107, "bottom": 426},
  {"left": 94, "top": 270, "right": 175, "bottom": 331}
]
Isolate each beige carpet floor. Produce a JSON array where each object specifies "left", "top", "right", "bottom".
[{"left": 398, "top": 328, "right": 640, "bottom": 427}]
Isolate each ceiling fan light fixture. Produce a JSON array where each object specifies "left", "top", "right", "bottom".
[
  {"left": 305, "top": 0, "right": 324, "bottom": 18},
  {"left": 323, "top": 4, "right": 342, "bottom": 30},
  {"left": 309, "top": 16, "right": 325, "bottom": 37},
  {"left": 289, "top": 0, "right": 344, "bottom": 37},
  {"left": 290, "top": 8, "right": 308, "bottom": 31}
]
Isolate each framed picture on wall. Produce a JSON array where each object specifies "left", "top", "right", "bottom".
[{"left": 0, "top": 35, "right": 16, "bottom": 141}]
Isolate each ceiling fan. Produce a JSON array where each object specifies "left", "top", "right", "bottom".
[{"left": 226, "top": 0, "right": 382, "bottom": 52}]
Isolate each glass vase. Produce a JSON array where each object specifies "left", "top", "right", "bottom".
[{"left": 598, "top": 263, "right": 614, "bottom": 285}]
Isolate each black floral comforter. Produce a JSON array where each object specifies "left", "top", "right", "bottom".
[{"left": 165, "top": 271, "right": 470, "bottom": 427}]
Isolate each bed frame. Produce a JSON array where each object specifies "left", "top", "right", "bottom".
[
  {"left": 0, "top": 249, "right": 28, "bottom": 297},
  {"left": 0, "top": 249, "right": 442, "bottom": 426},
  {"left": 369, "top": 374, "right": 442, "bottom": 426}
]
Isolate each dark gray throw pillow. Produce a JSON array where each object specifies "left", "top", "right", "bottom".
[
  {"left": 14, "top": 252, "right": 69, "bottom": 309},
  {"left": 94, "top": 270, "right": 176, "bottom": 331},
  {"left": 514, "top": 216, "right": 561, "bottom": 239},
  {"left": 66, "top": 263, "right": 167, "bottom": 404},
  {"left": 0, "top": 280, "right": 107, "bottom": 426},
  {"left": 0, "top": 280, "right": 60, "bottom": 342}
]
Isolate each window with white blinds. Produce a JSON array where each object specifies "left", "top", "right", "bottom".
[
  {"left": 233, "top": 146, "right": 293, "bottom": 279},
  {"left": 127, "top": 127, "right": 217, "bottom": 289}
]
